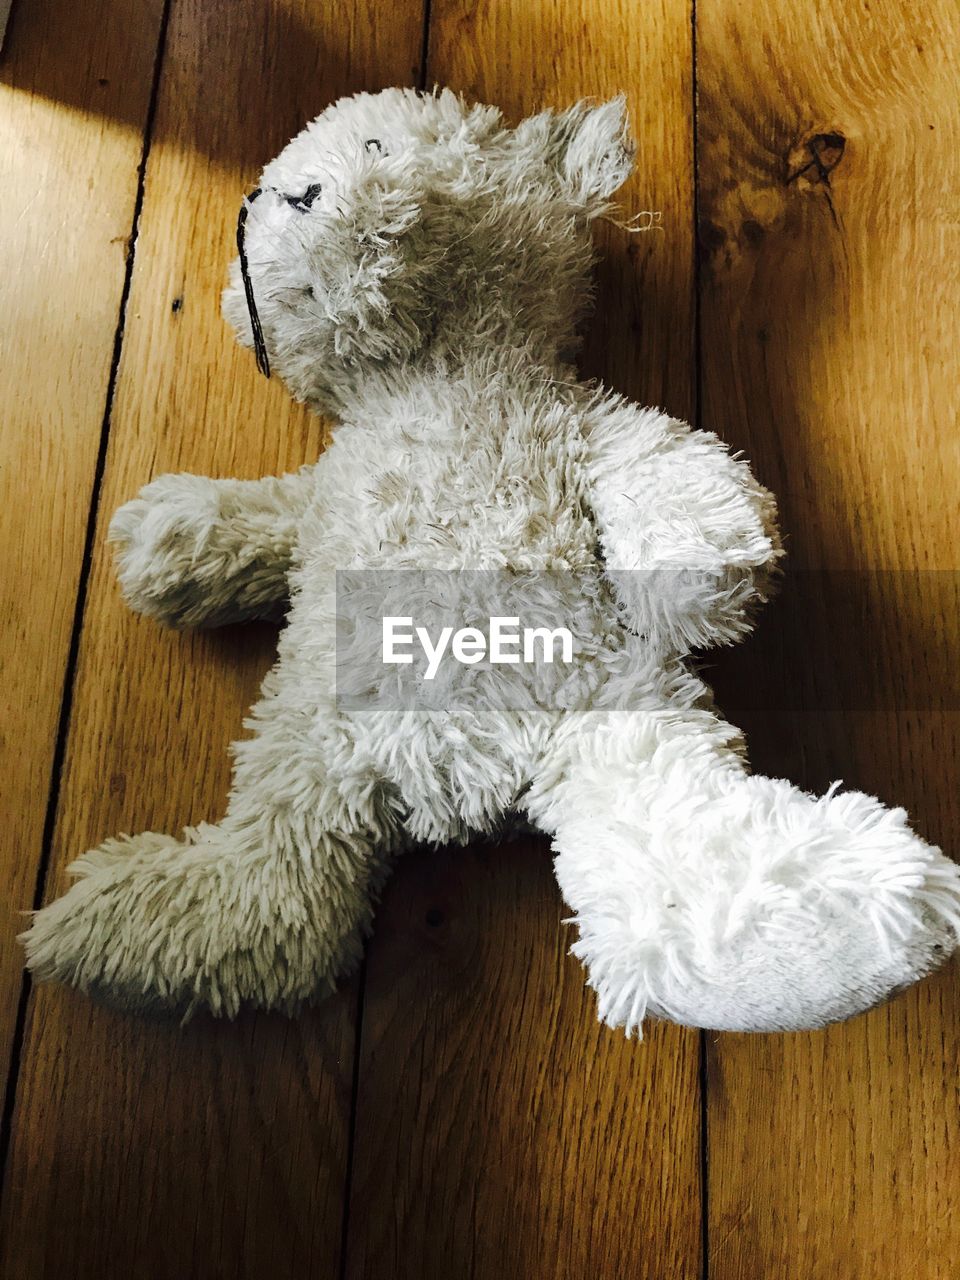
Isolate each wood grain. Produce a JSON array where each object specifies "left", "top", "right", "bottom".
[
  {"left": 343, "top": 3, "right": 703, "bottom": 1277},
  {"left": 0, "top": 0, "right": 166, "bottom": 1101},
  {"left": 347, "top": 841, "right": 701, "bottom": 1280},
  {"left": 696, "top": 0, "right": 960, "bottom": 1274},
  {"left": 0, "top": 1, "right": 425, "bottom": 1276}
]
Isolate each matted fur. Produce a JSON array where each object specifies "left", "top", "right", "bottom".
[{"left": 22, "top": 89, "right": 960, "bottom": 1031}]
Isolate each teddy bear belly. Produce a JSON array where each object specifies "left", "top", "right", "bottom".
[
  {"left": 280, "top": 552, "right": 641, "bottom": 842},
  {"left": 334, "top": 620, "right": 698, "bottom": 846},
  {"left": 308, "top": 398, "right": 601, "bottom": 575}
]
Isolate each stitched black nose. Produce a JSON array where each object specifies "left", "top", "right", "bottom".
[{"left": 283, "top": 182, "right": 323, "bottom": 212}]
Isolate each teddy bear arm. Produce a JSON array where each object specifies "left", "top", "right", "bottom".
[
  {"left": 108, "top": 466, "right": 318, "bottom": 628},
  {"left": 581, "top": 399, "right": 782, "bottom": 651}
]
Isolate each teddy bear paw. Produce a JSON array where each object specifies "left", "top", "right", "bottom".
[{"left": 555, "top": 778, "right": 960, "bottom": 1033}]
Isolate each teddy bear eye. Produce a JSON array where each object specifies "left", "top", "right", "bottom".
[
  {"left": 283, "top": 182, "right": 323, "bottom": 212},
  {"left": 365, "top": 138, "right": 383, "bottom": 154}
]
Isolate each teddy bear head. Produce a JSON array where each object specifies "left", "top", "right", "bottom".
[{"left": 222, "top": 88, "right": 634, "bottom": 412}]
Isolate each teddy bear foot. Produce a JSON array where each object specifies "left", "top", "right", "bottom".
[
  {"left": 552, "top": 777, "right": 960, "bottom": 1034},
  {"left": 20, "top": 822, "right": 369, "bottom": 1018}
]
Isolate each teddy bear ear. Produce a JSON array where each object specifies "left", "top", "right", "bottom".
[{"left": 551, "top": 96, "right": 635, "bottom": 211}]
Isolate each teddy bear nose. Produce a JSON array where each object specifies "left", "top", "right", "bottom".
[{"left": 283, "top": 183, "right": 323, "bottom": 213}]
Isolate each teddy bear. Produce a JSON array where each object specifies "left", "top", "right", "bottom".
[{"left": 22, "top": 88, "right": 960, "bottom": 1032}]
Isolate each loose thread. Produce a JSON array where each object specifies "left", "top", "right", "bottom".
[{"left": 236, "top": 187, "right": 271, "bottom": 378}]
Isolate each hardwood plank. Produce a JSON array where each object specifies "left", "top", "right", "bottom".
[
  {"left": 0, "top": 0, "right": 166, "bottom": 1104},
  {"left": 0, "top": 2, "right": 425, "bottom": 1276},
  {"left": 696, "top": 0, "right": 960, "bottom": 1274},
  {"left": 344, "top": 3, "right": 703, "bottom": 1276},
  {"left": 0, "top": 0, "right": 13, "bottom": 50},
  {"left": 347, "top": 842, "right": 702, "bottom": 1280}
]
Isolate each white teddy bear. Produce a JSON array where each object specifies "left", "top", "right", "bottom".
[{"left": 23, "top": 88, "right": 960, "bottom": 1032}]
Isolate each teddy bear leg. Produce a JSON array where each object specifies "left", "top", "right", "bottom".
[
  {"left": 21, "top": 815, "right": 395, "bottom": 1018},
  {"left": 21, "top": 656, "right": 401, "bottom": 1017},
  {"left": 526, "top": 701, "right": 960, "bottom": 1034}
]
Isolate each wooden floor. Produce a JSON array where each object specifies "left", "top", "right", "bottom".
[{"left": 1, "top": 0, "right": 958, "bottom": 1275}]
